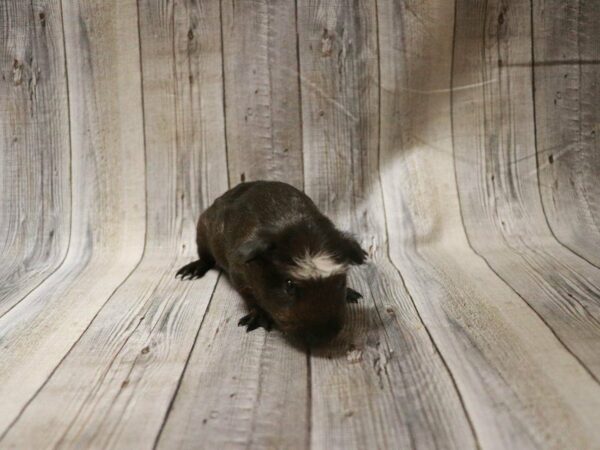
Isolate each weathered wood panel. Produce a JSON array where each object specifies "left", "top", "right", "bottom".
[
  {"left": 157, "top": 2, "right": 309, "bottom": 448},
  {"left": 221, "top": 0, "right": 303, "bottom": 188},
  {"left": 0, "top": 0, "right": 146, "bottom": 436},
  {"left": 137, "top": 0, "right": 229, "bottom": 251},
  {"left": 0, "top": 0, "right": 227, "bottom": 447},
  {"left": 533, "top": 0, "right": 600, "bottom": 266},
  {"left": 380, "top": 0, "right": 600, "bottom": 448},
  {"left": 0, "top": 0, "right": 70, "bottom": 317},
  {"left": 0, "top": 0, "right": 599, "bottom": 448},
  {"left": 452, "top": 0, "right": 600, "bottom": 379},
  {"left": 157, "top": 277, "right": 309, "bottom": 450},
  {"left": 298, "top": 1, "right": 477, "bottom": 449},
  {"left": 1, "top": 257, "right": 219, "bottom": 449}
]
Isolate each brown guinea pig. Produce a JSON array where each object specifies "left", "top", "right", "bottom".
[{"left": 176, "top": 180, "right": 367, "bottom": 346}]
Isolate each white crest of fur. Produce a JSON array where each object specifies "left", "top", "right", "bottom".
[{"left": 289, "top": 251, "right": 348, "bottom": 280}]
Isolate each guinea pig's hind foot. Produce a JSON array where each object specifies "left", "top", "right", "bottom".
[
  {"left": 238, "top": 308, "right": 273, "bottom": 332},
  {"left": 346, "top": 287, "right": 363, "bottom": 303},
  {"left": 176, "top": 259, "right": 212, "bottom": 280}
]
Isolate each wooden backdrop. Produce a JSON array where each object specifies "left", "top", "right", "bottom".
[{"left": 1, "top": 1, "right": 599, "bottom": 448}]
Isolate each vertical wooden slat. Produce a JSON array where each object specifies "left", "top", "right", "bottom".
[
  {"left": 140, "top": 0, "right": 229, "bottom": 250},
  {"left": 449, "top": 0, "right": 600, "bottom": 446},
  {"left": 221, "top": 0, "right": 304, "bottom": 188},
  {"left": 0, "top": 0, "right": 146, "bottom": 437},
  {"left": 453, "top": 0, "right": 600, "bottom": 379},
  {"left": 157, "top": 2, "right": 309, "bottom": 448},
  {"left": 298, "top": 1, "right": 477, "bottom": 448},
  {"left": 158, "top": 279, "right": 309, "bottom": 450},
  {"left": 376, "top": 0, "right": 600, "bottom": 448},
  {"left": 0, "top": 0, "right": 228, "bottom": 447},
  {"left": 533, "top": 0, "right": 600, "bottom": 266},
  {"left": 0, "top": 0, "right": 599, "bottom": 447},
  {"left": 0, "top": 0, "right": 70, "bottom": 316}
]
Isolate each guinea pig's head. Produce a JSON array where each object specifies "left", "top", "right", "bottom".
[{"left": 237, "top": 222, "right": 367, "bottom": 346}]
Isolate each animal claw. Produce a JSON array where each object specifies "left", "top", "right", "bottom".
[
  {"left": 176, "top": 260, "right": 212, "bottom": 280},
  {"left": 238, "top": 309, "right": 273, "bottom": 332},
  {"left": 246, "top": 320, "right": 260, "bottom": 332},
  {"left": 346, "top": 287, "right": 363, "bottom": 303},
  {"left": 238, "top": 314, "right": 252, "bottom": 326}
]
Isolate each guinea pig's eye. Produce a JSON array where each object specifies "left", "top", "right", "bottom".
[{"left": 285, "top": 279, "right": 297, "bottom": 296}]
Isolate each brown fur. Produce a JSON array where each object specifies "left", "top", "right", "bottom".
[{"left": 176, "top": 181, "right": 367, "bottom": 346}]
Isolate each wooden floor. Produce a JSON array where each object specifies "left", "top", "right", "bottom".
[{"left": 1, "top": 1, "right": 599, "bottom": 449}]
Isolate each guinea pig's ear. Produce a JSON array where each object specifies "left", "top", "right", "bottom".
[
  {"left": 237, "top": 236, "right": 274, "bottom": 263},
  {"left": 336, "top": 232, "right": 368, "bottom": 265}
]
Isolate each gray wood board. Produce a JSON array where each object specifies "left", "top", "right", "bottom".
[
  {"left": 532, "top": 0, "right": 600, "bottom": 266},
  {"left": 298, "top": 1, "right": 476, "bottom": 448},
  {"left": 0, "top": 0, "right": 599, "bottom": 448},
  {"left": 158, "top": 1, "right": 309, "bottom": 448},
  {"left": 452, "top": 0, "right": 600, "bottom": 382},
  {"left": 221, "top": 0, "right": 304, "bottom": 188},
  {"left": 0, "top": 0, "right": 147, "bottom": 437},
  {"left": 0, "top": 0, "right": 71, "bottom": 317}
]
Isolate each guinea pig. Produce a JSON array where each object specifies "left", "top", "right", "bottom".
[{"left": 176, "top": 180, "right": 367, "bottom": 346}]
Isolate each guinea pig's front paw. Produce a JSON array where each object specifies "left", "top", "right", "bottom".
[
  {"left": 346, "top": 287, "right": 363, "bottom": 303},
  {"left": 238, "top": 308, "right": 273, "bottom": 332},
  {"left": 176, "top": 259, "right": 212, "bottom": 280}
]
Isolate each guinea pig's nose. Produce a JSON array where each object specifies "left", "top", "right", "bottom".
[{"left": 304, "top": 321, "right": 343, "bottom": 347}]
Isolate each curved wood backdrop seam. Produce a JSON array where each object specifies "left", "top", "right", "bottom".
[
  {"left": 0, "top": 0, "right": 71, "bottom": 318},
  {"left": 0, "top": 0, "right": 598, "bottom": 448},
  {"left": 300, "top": 2, "right": 477, "bottom": 449},
  {"left": 533, "top": 0, "right": 600, "bottom": 267},
  {"left": 0, "top": 0, "right": 147, "bottom": 437},
  {"left": 1, "top": 0, "right": 228, "bottom": 447},
  {"left": 381, "top": 0, "right": 600, "bottom": 448},
  {"left": 157, "top": 2, "right": 309, "bottom": 449},
  {"left": 452, "top": 0, "right": 600, "bottom": 382}
]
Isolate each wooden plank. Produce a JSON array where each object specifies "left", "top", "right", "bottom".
[
  {"left": 1, "top": 257, "right": 219, "bottom": 449},
  {"left": 0, "top": 0, "right": 70, "bottom": 316},
  {"left": 157, "top": 278, "right": 309, "bottom": 450},
  {"left": 379, "top": 0, "right": 600, "bottom": 448},
  {"left": 533, "top": 0, "right": 600, "bottom": 266},
  {"left": 298, "top": 1, "right": 477, "bottom": 449},
  {"left": 157, "top": 2, "right": 309, "bottom": 448},
  {"left": 384, "top": 243, "right": 600, "bottom": 448},
  {"left": 0, "top": 0, "right": 228, "bottom": 447},
  {"left": 0, "top": 0, "right": 146, "bottom": 436},
  {"left": 452, "top": 0, "right": 600, "bottom": 378},
  {"left": 221, "top": 0, "right": 303, "bottom": 188},
  {"left": 137, "top": 0, "right": 229, "bottom": 250},
  {"left": 0, "top": 0, "right": 599, "bottom": 447}
]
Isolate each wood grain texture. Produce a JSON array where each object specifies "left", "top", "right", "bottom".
[
  {"left": 1, "top": 257, "right": 219, "bottom": 449},
  {"left": 298, "top": 1, "right": 476, "bottom": 448},
  {"left": 137, "top": 0, "right": 229, "bottom": 251},
  {"left": 0, "top": 0, "right": 599, "bottom": 448},
  {"left": 0, "top": 0, "right": 146, "bottom": 436},
  {"left": 0, "top": 0, "right": 70, "bottom": 317},
  {"left": 221, "top": 0, "right": 304, "bottom": 188},
  {"left": 533, "top": 0, "right": 600, "bottom": 266},
  {"left": 380, "top": 0, "right": 600, "bottom": 448},
  {"left": 156, "top": 3, "right": 310, "bottom": 448},
  {"left": 157, "top": 277, "right": 309, "bottom": 450},
  {"left": 452, "top": 0, "right": 600, "bottom": 379},
  {"left": 1, "top": 0, "right": 228, "bottom": 447}
]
